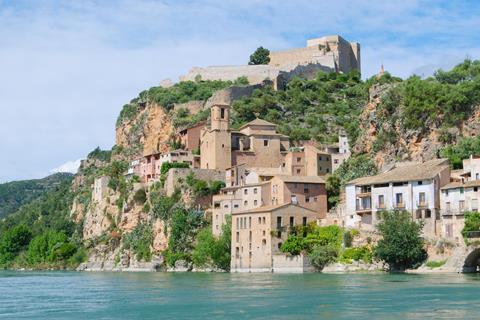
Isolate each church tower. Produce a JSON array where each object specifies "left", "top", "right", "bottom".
[
  {"left": 200, "top": 104, "right": 232, "bottom": 170},
  {"left": 211, "top": 104, "right": 230, "bottom": 131}
]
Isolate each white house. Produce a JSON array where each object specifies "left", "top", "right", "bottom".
[{"left": 345, "top": 159, "right": 450, "bottom": 233}]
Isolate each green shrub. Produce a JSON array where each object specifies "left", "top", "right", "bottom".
[
  {"left": 374, "top": 210, "right": 427, "bottom": 271},
  {"left": 133, "top": 188, "right": 147, "bottom": 205},
  {"left": 280, "top": 235, "right": 305, "bottom": 255},
  {"left": 340, "top": 246, "right": 373, "bottom": 263},
  {"left": 192, "top": 217, "right": 231, "bottom": 271},
  {"left": 425, "top": 260, "right": 446, "bottom": 268},
  {"left": 123, "top": 223, "right": 153, "bottom": 262},
  {"left": 309, "top": 245, "right": 338, "bottom": 271},
  {"left": 249, "top": 47, "right": 270, "bottom": 65},
  {"left": 0, "top": 224, "right": 33, "bottom": 264},
  {"left": 462, "top": 212, "right": 480, "bottom": 239}
]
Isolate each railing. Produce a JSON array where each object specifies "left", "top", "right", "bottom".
[
  {"left": 377, "top": 204, "right": 386, "bottom": 209},
  {"left": 356, "top": 205, "right": 372, "bottom": 212},
  {"left": 394, "top": 203, "right": 405, "bottom": 209},
  {"left": 466, "top": 231, "right": 480, "bottom": 238},
  {"left": 417, "top": 202, "right": 428, "bottom": 208}
]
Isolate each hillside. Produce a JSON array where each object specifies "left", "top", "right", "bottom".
[
  {"left": 3, "top": 59, "right": 480, "bottom": 271},
  {"left": 0, "top": 173, "right": 73, "bottom": 219}
]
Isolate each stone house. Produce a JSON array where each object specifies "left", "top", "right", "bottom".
[
  {"left": 230, "top": 203, "right": 319, "bottom": 272},
  {"left": 283, "top": 145, "right": 332, "bottom": 176},
  {"left": 93, "top": 176, "right": 109, "bottom": 203},
  {"left": 178, "top": 121, "right": 205, "bottom": 152},
  {"left": 200, "top": 104, "right": 289, "bottom": 171},
  {"left": 344, "top": 159, "right": 451, "bottom": 235},
  {"left": 211, "top": 174, "right": 326, "bottom": 237}
]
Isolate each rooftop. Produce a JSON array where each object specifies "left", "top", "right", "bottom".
[
  {"left": 233, "top": 202, "right": 317, "bottom": 215},
  {"left": 239, "top": 118, "right": 277, "bottom": 130},
  {"left": 274, "top": 175, "right": 325, "bottom": 184},
  {"left": 348, "top": 159, "right": 449, "bottom": 186}
]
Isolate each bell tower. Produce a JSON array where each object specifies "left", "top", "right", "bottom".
[{"left": 211, "top": 104, "right": 230, "bottom": 131}]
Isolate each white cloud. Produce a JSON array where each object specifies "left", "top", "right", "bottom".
[
  {"left": 0, "top": 0, "right": 479, "bottom": 181},
  {"left": 50, "top": 159, "right": 82, "bottom": 175}
]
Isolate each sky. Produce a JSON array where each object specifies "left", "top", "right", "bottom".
[{"left": 1, "top": 0, "right": 480, "bottom": 182}]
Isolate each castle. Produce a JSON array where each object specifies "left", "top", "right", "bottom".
[{"left": 181, "top": 35, "right": 360, "bottom": 89}]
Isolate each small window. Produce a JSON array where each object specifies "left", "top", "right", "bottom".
[
  {"left": 254, "top": 188, "right": 258, "bottom": 194},
  {"left": 302, "top": 217, "right": 307, "bottom": 226},
  {"left": 289, "top": 216, "right": 294, "bottom": 227},
  {"left": 475, "top": 187, "right": 479, "bottom": 192},
  {"left": 418, "top": 181, "right": 423, "bottom": 185},
  {"left": 278, "top": 243, "right": 282, "bottom": 250},
  {"left": 297, "top": 157, "right": 301, "bottom": 163},
  {"left": 234, "top": 204, "right": 239, "bottom": 208},
  {"left": 220, "top": 108, "right": 225, "bottom": 119},
  {"left": 296, "top": 169, "right": 301, "bottom": 174},
  {"left": 254, "top": 200, "right": 258, "bottom": 206},
  {"left": 263, "top": 140, "right": 269, "bottom": 146},
  {"left": 334, "top": 159, "right": 339, "bottom": 164},
  {"left": 244, "top": 200, "right": 248, "bottom": 206},
  {"left": 244, "top": 189, "right": 248, "bottom": 195},
  {"left": 306, "top": 196, "right": 310, "bottom": 203}
]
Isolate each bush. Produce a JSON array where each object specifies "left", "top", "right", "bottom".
[
  {"left": 133, "top": 188, "right": 147, "bottom": 205},
  {"left": 280, "top": 235, "right": 305, "bottom": 255},
  {"left": 192, "top": 217, "right": 231, "bottom": 271},
  {"left": 123, "top": 223, "right": 153, "bottom": 262},
  {"left": 309, "top": 245, "right": 338, "bottom": 271},
  {"left": 425, "top": 260, "right": 446, "bottom": 268},
  {"left": 374, "top": 210, "right": 427, "bottom": 271},
  {"left": 462, "top": 211, "right": 480, "bottom": 239},
  {"left": 160, "top": 162, "right": 190, "bottom": 175},
  {"left": 27, "top": 231, "right": 77, "bottom": 264},
  {"left": 340, "top": 246, "right": 373, "bottom": 263},
  {"left": 0, "top": 224, "right": 33, "bottom": 264}
]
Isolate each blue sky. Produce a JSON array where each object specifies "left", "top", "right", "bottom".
[{"left": 1, "top": 0, "right": 480, "bottom": 182}]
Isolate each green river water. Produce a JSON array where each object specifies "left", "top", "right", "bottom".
[{"left": 1, "top": 271, "right": 479, "bottom": 319}]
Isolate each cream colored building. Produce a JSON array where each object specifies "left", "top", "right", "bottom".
[
  {"left": 212, "top": 174, "right": 326, "bottom": 236},
  {"left": 200, "top": 104, "right": 289, "bottom": 171},
  {"left": 283, "top": 145, "right": 332, "bottom": 176},
  {"left": 231, "top": 203, "right": 319, "bottom": 272}
]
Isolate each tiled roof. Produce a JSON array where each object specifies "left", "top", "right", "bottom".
[
  {"left": 347, "top": 159, "right": 449, "bottom": 186},
  {"left": 239, "top": 118, "right": 277, "bottom": 129},
  {"left": 274, "top": 175, "right": 325, "bottom": 184},
  {"left": 232, "top": 203, "right": 317, "bottom": 215},
  {"left": 441, "top": 179, "right": 480, "bottom": 190}
]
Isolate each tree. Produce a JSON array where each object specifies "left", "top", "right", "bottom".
[
  {"left": 374, "top": 210, "right": 427, "bottom": 271},
  {"left": 192, "top": 217, "right": 231, "bottom": 271},
  {"left": 248, "top": 47, "right": 270, "bottom": 65},
  {"left": 309, "top": 245, "right": 337, "bottom": 271},
  {"left": 0, "top": 224, "right": 32, "bottom": 263}
]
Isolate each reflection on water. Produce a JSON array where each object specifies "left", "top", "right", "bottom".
[{"left": 0, "top": 271, "right": 479, "bottom": 319}]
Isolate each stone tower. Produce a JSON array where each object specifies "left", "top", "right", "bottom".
[
  {"left": 200, "top": 104, "right": 232, "bottom": 170},
  {"left": 211, "top": 104, "right": 230, "bottom": 131}
]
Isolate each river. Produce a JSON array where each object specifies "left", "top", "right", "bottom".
[{"left": 1, "top": 271, "right": 479, "bottom": 319}]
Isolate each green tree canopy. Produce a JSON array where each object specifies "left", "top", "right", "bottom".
[
  {"left": 374, "top": 210, "right": 427, "bottom": 271},
  {"left": 248, "top": 47, "right": 270, "bottom": 65}
]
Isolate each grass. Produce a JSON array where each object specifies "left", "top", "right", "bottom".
[{"left": 425, "top": 260, "right": 446, "bottom": 269}]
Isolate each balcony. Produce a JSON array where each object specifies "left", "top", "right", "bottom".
[
  {"left": 417, "top": 201, "right": 428, "bottom": 209},
  {"left": 356, "top": 205, "right": 372, "bottom": 214},
  {"left": 394, "top": 203, "right": 405, "bottom": 209}
]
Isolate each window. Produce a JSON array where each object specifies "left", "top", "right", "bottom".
[
  {"left": 262, "top": 239, "right": 266, "bottom": 246},
  {"left": 262, "top": 217, "right": 266, "bottom": 224},
  {"left": 235, "top": 247, "right": 239, "bottom": 258},
  {"left": 296, "top": 169, "right": 301, "bottom": 174},
  {"left": 417, "top": 181, "right": 423, "bottom": 185},
  {"left": 244, "top": 189, "right": 248, "bottom": 195},
  {"left": 278, "top": 243, "right": 282, "bottom": 250},
  {"left": 419, "top": 192, "right": 426, "bottom": 206},
  {"left": 289, "top": 216, "right": 294, "bottom": 227},
  {"left": 234, "top": 204, "right": 239, "bottom": 208},
  {"left": 302, "top": 217, "right": 307, "bottom": 226},
  {"left": 425, "top": 209, "right": 431, "bottom": 218},
  {"left": 378, "top": 195, "right": 385, "bottom": 208},
  {"left": 236, "top": 218, "right": 239, "bottom": 230},
  {"left": 446, "top": 202, "right": 451, "bottom": 212},
  {"left": 334, "top": 159, "right": 339, "bottom": 164},
  {"left": 214, "top": 202, "right": 220, "bottom": 208},
  {"left": 258, "top": 217, "right": 261, "bottom": 224},
  {"left": 314, "top": 197, "right": 318, "bottom": 202},
  {"left": 475, "top": 187, "right": 478, "bottom": 192},
  {"left": 319, "top": 156, "right": 323, "bottom": 161},
  {"left": 249, "top": 231, "right": 252, "bottom": 241},
  {"left": 220, "top": 108, "right": 225, "bottom": 119},
  {"left": 460, "top": 188, "right": 464, "bottom": 194},
  {"left": 460, "top": 200, "right": 465, "bottom": 211},
  {"left": 224, "top": 204, "right": 229, "bottom": 208},
  {"left": 263, "top": 139, "right": 269, "bottom": 146},
  {"left": 291, "top": 195, "right": 298, "bottom": 204},
  {"left": 445, "top": 189, "right": 449, "bottom": 196},
  {"left": 263, "top": 230, "right": 266, "bottom": 236},
  {"left": 277, "top": 216, "right": 282, "bottom": 229},
  {"left": 254, "top": 188, "right": 258, "bottom": 194},
  {"left": 297, "top": 157, "right": 301, "bottom": 163},
  {"left": 236, "top": 232, "right": 239, "bottom": 242},
  {"left": 254, "top": 200, "right": 258, "bottom": 206},
  {"left": 306, "top": 196, "right": 310, "bottom": 203},
  {"left": 244, "top": 200, "right": 248, "bottom": 206},
  {"left": 395, "top": 193, "right": 403, "bottom": 207},
  {"left": 249, "top": 217, "right": 251, "bottom": 228},
  {"left": 304, "top": 185, "right": 309, "bottom": 193}
]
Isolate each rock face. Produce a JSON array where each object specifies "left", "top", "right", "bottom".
[
  {"left": 354, "top": 84, "right": 480, "bottom": 168},
  {"left": 115, "top": 101, "right": 174, "bottom": 157}
]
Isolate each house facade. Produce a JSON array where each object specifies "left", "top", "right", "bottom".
[
  {"left": 230, "top": 203, "right": 319, "bottom": 272},
  {"left": 345, "top": 159, "right": 450, "bottom": 234}
]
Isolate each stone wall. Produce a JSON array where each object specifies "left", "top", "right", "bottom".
[
  {"left": 272, "top": 254, "right": 315, "bottom": 273},
  {"left": 164, "top": 168, "right": 225, "bottom": 196}
]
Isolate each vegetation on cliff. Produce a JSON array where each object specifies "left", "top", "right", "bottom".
[
  {"left": 249, "top": 46, "right": 270, "bottom": 65},
  {"left": 0, "top": 173, "right": 73, "bottom": 219},
  {"left": 0, "top": 177, "right": 86, "bottom": 269}
]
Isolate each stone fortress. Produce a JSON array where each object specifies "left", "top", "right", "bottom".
[{"left": 181, "top": 35, "right": 360, "bottom": 89}]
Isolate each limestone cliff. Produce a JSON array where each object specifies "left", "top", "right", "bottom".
[
  {"left": 354, "top": 83, "right": 480, "bottom": 169},
  {"left": 115, "top": 101, "right": 174, "bottom": 157}
]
